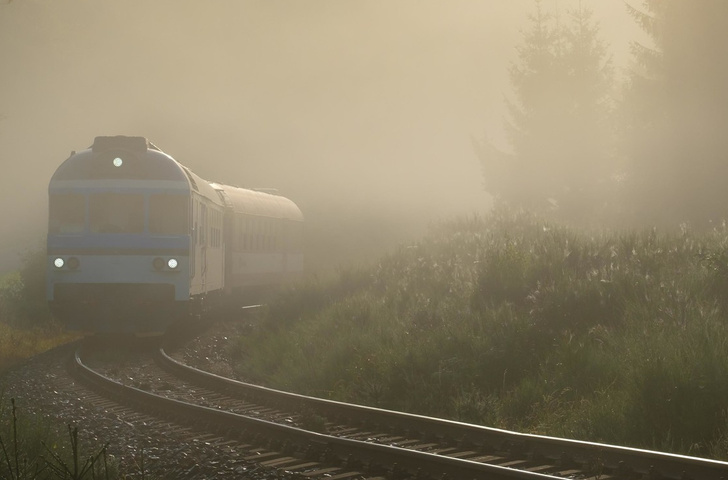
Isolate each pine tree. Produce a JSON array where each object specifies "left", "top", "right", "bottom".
[
  {"left": 623, "top": 0, "right": 728, "bottom": 226},
  {"left": 557, "top": 4, "right": 615, "bottom": 219},
  {"left": 477, "top": 0, "right": 614, "bottom": 222}
]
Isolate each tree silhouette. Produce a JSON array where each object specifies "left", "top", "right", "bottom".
[
  {"left": 622, "top": 0, "right": 728, "bottom": 226},
  {"left": 477, "top": 0, "right": 614, "bottom": 223}
]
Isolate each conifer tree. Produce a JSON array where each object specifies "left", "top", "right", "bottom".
[
  {"left": 623, "top": 0, "right": 728, "bottom": 226},
  {"left": 477, "top": 0, "right": 614, "bottom": 223}
]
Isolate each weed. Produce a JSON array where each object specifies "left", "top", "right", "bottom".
[
  {"left": 231, "top": 208, "right": 728, "bottom": 459},
  {"left": 0, "top": 324, "right": 80, "bottom": 374},
  {"left": 0, "top": 398, "right": 117, "bottom": 479},
  {"left": 42, "top": 425, "right": 109, "bottom": 480},
  {"left": 299, "top": 409, "right": 327, "bottom": 433}
]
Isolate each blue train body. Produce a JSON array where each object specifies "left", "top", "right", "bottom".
[{"left": 46, "top": 136, "right": 303, "bottom": 334}]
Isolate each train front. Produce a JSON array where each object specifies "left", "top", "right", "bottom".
[{"left": 46, "top": 136, "right": 192, "bottom": 334}]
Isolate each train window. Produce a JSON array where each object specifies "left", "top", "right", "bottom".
[
  {"left": 264, "top": 220, "right": 269, "bottom": 251},
  {"left": 212, "top": 210, "right": 217, "bottom": 247},
  {"left": 265, "top": 220, "right": 270, "bottom": 251},
  {"left": 260, "top": 219, "right": 264, "bottom": 251},
  {"left": 259, "top": 219, "right": 264, "bottom": 251},
  {"left": 239, "top": 218, "right": 244, "bottom": 250},
  {"left": 215, "top": 212, "right": 222, "bottom": 247},
  {"left": 149, "top": 195, "right": 189, "bottom": 235},
  {"left": 211, "top": 211, "right": 218, "bottom": 247},
  {"left": 212, "top": 211, "right": 218, "bottom": 247},
  {"left": 209, "top": 210, "right": 214, "bottom": 246},
  {"left": 89, "top": 194, "right": 144, "bottom": 233},
  {"left": 249, "top": 218, "right": 255, "bottom": 250},
  {"left": 218, "top": 213, "right": 223, "bottom": 247},
  {"left": 49, "top": 193, "right": 85, "bottom": 234},
  {"left": 199, "top": 204, "right": 206, "bottom": 244}
]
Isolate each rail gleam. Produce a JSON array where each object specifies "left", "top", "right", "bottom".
[
  {"left": 154, "top": 347, "right": 728, "bottom": 480},
  {"left": 74, "top": 347, "right": 555, "bottom": 479}
]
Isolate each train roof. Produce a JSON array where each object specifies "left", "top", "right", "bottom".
[
  {"left": 51, "top": 136, "right": 188, "bottom": 183},
  {"left": 212, "top": 183, "right": 304, "bottom": 222},
  {"left": 50, "top": 136, "right": 302, "bottom": 220},
  {"left": 50, "top": 136, "right": 218, "bottom": 203}
]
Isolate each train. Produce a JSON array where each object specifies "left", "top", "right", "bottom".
[{"left": 46, "top": 136, "right": 304, "bottom": 334}]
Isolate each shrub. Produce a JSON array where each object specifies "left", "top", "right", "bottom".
[
  {"left": 0, "top": 245, "right": 53, "bottom": 328},
  {"left": 230, "top": 208, "right": 728, "bottom": 459},
  {"left": 0, "top": 397, "right": 117, "bottom": 479}
]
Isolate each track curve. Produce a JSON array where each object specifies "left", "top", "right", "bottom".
[{"left": 155, "top": 345, "right": 728, "bottom": 480}]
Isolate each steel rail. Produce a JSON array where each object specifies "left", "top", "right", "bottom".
[
  {"left": 74, "top": 348, "right": 563, "bottom": 479},
  {"left": 157, "top": 347, "right": 728, "bottom": 480}
]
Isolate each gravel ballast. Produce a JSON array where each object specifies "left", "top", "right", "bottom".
[{"left": 0, "top": 320, "right": 311, "bottom": 479}]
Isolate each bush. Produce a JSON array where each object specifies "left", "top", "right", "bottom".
[
  {"left": 0, "top": 244, "right": 74, "bottom": 373},
  {"left": 0, "top": 397, "right": 117, "bottom": 479},
  {"left": 0, "top": 272, "right": 23, "bottom": 325},
  {"left": 0, "top": 324, "right": 78, "bottom": 373},
  {"left": 230, "top": 208, "right": 728, "bottom": 459},
  {"left": 0, "top": 245, "right": 53, "bottom": 328}
]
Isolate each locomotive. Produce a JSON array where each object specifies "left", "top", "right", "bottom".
[{"left": 46, "top": 136, "right": 303, "bottom": 334}]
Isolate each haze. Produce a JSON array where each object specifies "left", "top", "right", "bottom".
[{"left": 0, "top": 1, "right": 641, "bottom": 272}]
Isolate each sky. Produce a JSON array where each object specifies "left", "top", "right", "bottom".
[{"left": 0, "top": 1, "right": 644, "bottom": 272}]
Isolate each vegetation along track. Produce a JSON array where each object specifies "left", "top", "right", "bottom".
[{"left": 72, "top": 335, "right": 728, "bottom": 480}]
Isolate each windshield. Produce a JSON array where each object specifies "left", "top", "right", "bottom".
[
  {"left": 89, "top": 193, "right": 145, "bottom": 233},
  {"left": 149, "top": 194, "right": 189, "bottom": 235},
  {"left": 49, "top": 193, "right": 85, "bottom": 234}
]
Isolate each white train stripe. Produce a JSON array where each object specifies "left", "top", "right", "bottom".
[{"left": 50, "top": 179, "right": 190, "bottom": 191}]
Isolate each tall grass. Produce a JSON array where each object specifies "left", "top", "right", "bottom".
[
  {"left": 0, "top": 246, "right": 81, "bottom": 373},
  {"left": 230, "top": 209, "right": 728, "bottom": 459},
  {"left": 0, "top": 397, "right": 117, "bottom": 479},
  {"left": 0, "top": 324, "right": 80, "bottom": 374}
]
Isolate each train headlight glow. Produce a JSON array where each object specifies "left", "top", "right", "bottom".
[
  {"left": 167, "top": 258, "right": 179, "bottom": 269},
  {"left": 112, "top": 157, "right": 123, "bottom": 167},
  {"left": 53, "top": 258, "right": 65, "bottom": 268}
]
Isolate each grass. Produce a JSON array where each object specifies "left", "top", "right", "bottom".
[
  {"left": 230, "top": 208, "right": 728, "bottom": 459},
  {"left": 0, "top": 323, "right": 81, "bottom": 374},
  {"left": 0, "top": 253, "right": 114, "bottom": 478},
  {"left": 0, "top": 397, "right": 117, "bottom": 479},
  {"left": 0, "top": 252, "right": 82, "bottom": 374}
]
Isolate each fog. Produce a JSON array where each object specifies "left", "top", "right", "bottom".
[{"left": 0, "top": 1, "right": 640, "bottom": 273}]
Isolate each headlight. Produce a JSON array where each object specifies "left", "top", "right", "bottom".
[
  {"left": 112, "top": 157, "right": 123, "bottom": 167},
  {"left": 153, "top": 257, "right": 165, "bottom": 270},
  {"left": 167, "top": 258, "right": 179, "bottom": 269},
  {"left": 54, "top": 258, "right": 65, "bottom": 269},
  {"left": 67, "top": 257, "right": 80, "bottom": 270}
]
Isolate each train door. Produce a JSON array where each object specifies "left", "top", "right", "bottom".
[
  {"left": 200, "top": 202, "right": 207, "bottom": 292},
  {"left": 189, "top": 196, "right": 196, "bottom": 279},
  {"left": 190, "top": 197, "right": 207, "bottom": 295}
]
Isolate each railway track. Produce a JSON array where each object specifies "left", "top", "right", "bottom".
[{"left": 72, "top": 338, "right": 728, "bottom": 480}]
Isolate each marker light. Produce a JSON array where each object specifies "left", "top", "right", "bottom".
[
  {"left": 54, "top": 258, "right": 65, "bottom": 268},
  {"left": 112, "top": 157, "right": 123, "bottom": 167},
  {"left": 167, "top": 258, "right": 179, "bottom": 269},
  {"left": 67, "top": 257, "right": 80, "bottom": 270},
  {"left": 153, "top": 257, "right": 165, "bottom": 270}
]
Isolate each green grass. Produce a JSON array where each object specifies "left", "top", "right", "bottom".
[
  {"left": 0, "top": 247, "right": 82, "bottom": 374},
  {"left": 0, "top": 324, "right": 80, "bottom": 374},
  {"left": 230, "top": 208, "right": 728, "bottom": 459}
]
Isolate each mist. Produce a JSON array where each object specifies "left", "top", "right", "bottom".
[{"left": 0, "top": 1, "right": 640, "bottom": 273}]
